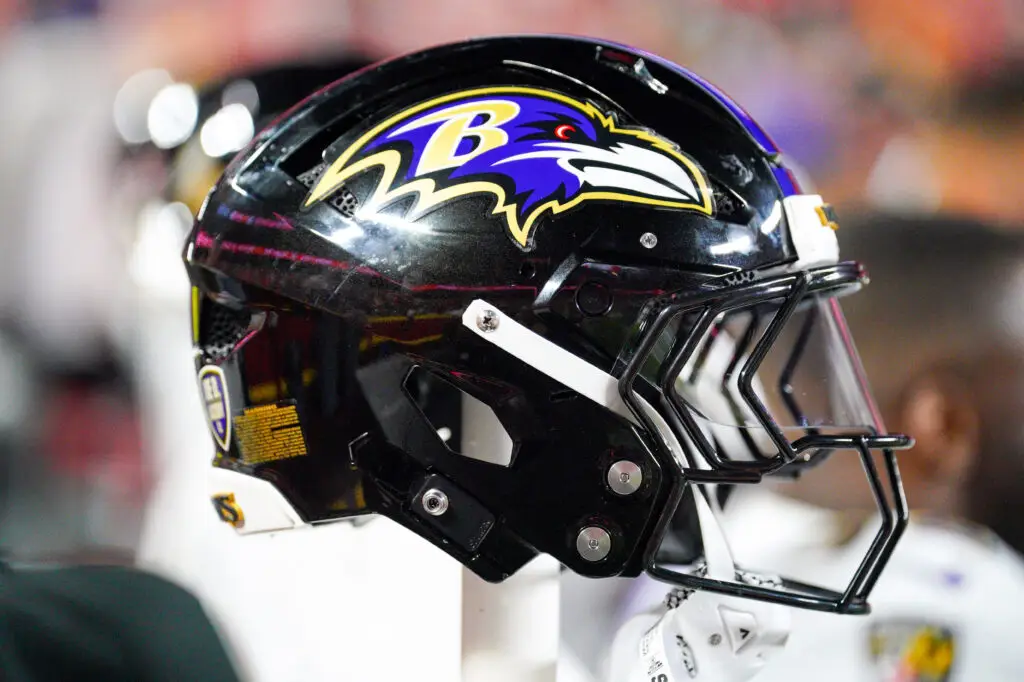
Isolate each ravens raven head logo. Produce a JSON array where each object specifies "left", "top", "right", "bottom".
[{"left": 303, "top": 86, "right": 715, "bottom": 249}]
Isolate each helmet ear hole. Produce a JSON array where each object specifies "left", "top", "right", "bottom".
[{"left": 403, "top": 367, "right": 517, "bottom": 468}]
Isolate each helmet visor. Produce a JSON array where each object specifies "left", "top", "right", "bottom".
[{"left": 629, "top": 270, "right": 885, "bottom": 466}]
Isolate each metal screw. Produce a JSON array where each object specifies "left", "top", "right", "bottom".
[
  {"left": 576, "top": 526, "right": 611, "bottom": 562},
  {"left": 709, "top": 634, "right": 722, "bottom": 646},
  {"left": 640, "top": 232, "right": 658, "bottom": 249},
  {"left": 422, "top": 489, "right": 449, "bottom": 516},
  {"left": 607, "top": 460, "right": 643, "bottom": 496},
  {"left": 476, "top": 308, "right": 500, "bottom": 332}
]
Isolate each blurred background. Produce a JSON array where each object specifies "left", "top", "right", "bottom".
[{"left": 0, "top": 0, "right": 1020, "bottom": 675}]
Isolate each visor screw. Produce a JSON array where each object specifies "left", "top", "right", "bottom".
[
  {"left": 640, "top": 232, "right": 658, "bottom": 249},
  {"left": 607, "top": 460, "right": 643, "bottom": 496},
  {"left": 709, "top": 634, "right": 722, "bottom": 646},
  {"left": 576, "top": 526, "right": 612, "bottom": 562},
  {"left": 476, "top": 308, "right": 500, "bottom": 333},
  {"left": 422, "top": 489, "right": 449, "bottom": 516}
]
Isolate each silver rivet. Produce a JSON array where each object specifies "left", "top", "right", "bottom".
[
  {"left": 640, "top": 232, "right": 658, "bottom": 249},
  {"left": 476, "top": 308, "right": 500, "bottom": 332},
  {"left": 607, "top": 460, "right": 643, "bottom": 495},
  {"left": 709, "top": 633, "right": 722, "bottom": 646},
  {"left": 576, "top": 527, "right": 611, "bottom": 562},
  {"left": 422, "top": 489, "right": 449, "bottom": 516}
]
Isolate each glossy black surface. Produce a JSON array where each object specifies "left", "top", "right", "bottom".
[{"left": 185, "top": 35, "right": 909, "bottom": 609}]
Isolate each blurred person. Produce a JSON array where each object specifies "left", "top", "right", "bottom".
[
  {"left": 0, "top": 7, "right": 155, "bottom": 561},
  {"left": 0, "top": 276, "right": 236, "bottom": 682},
  {"left": 778, "top": 213, "right": 1024, "bottom": 554},
  {"left": 0, "top": 12, "right": 240, "bottom": 675},
  {"left": 0, "top": 11, "right": 128, "bottom": 370},
  {"left": 627, "top": 212, "right": 1024, "bottom": 682},
  {"left": 760, "top": 213, "right": 1024, "bottom": 681},
  {"left": 0, "top": 343, "right": 148, "bottom": 560}
]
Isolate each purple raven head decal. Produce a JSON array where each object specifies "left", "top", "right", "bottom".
[{"left": 303, "top": 86, "right": 714, "bottom": 249}]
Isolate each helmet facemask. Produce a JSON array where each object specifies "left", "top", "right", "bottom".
[
  {"left": 180, "top": 34, "right": 916, "bottom": 617},
  {"left": 616, "top": 263, "right": 911, "bottom": 613}
]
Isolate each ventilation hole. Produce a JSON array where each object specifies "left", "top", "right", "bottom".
[
  {"left": 200, "top": 301, "right": 253, "bottom": 362},
  {"left": 296, "top": 163, "right": 325, "bottom": 188},
  {"left": 404, "top": 367, "right": 516, "bottom": 468},
  {"left": 330, "top": 187, "right": 359, "bottom": 218},
  {"left": 296, "top": 164, "right": 359, "bottom": 218}
]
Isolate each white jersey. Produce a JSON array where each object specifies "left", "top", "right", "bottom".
[
  {"left": 619, "top": 488, "right": 1024, "bottom": 682},
  {"left": 753, "top": 509, "right": 1024, "bottom": 682}
]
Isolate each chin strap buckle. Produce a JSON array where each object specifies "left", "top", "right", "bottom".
[{"left": 611, "top": 573, "right": 791, "bottom": 682}]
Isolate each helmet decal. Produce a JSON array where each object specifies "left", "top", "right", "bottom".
[
  {"left": 303, "top": 86, "right": 715, "bottom": 249},
  {"left": 198, "top": 364, "right": 231, "bottom": 452},
  {"left": 211, "top": 492, "right": 245, "bottom": 529}
]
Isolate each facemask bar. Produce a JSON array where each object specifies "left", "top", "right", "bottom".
[
  {"left": 617, "top": 264, "right": 913, "bottom": 613},
  {"left": 650, "top": 436, "right": 908, "bottom": 613}
]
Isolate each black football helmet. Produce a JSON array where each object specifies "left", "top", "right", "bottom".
[{"left": 185, "top": 36, "right": 912, "bottom": 614}]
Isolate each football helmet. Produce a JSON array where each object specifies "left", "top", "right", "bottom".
[{"left": 184, "top": 36, "right": 911, "bottom": 614}]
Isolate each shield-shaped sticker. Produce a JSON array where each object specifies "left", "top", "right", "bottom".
[{"left": 198, "top": 365, "right": 231, "bottom": 451}]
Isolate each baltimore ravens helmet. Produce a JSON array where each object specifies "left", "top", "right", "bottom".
[{"left": 185, "top": 35, "right": 912, "bottom": 614}]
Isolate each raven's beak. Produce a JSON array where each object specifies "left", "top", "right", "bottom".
[
  {"left": 498, "top": 141, "right": 707, "bottom": 205},
  {"left": 570, "top": 142, "right": 704, "bottom": 203}
]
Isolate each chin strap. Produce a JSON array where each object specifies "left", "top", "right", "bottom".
[
  {"left": 611, "top": 419, "right": 790, "bottom": 682},
  {"left": 608, "top": 571, "right": 791, "bottom": 682},
  {"left": 607, "top": 441, "right": 790, "bottom": 680},
  {"left": 691, "top": 485, "right": 736, "bottom": 582}
]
